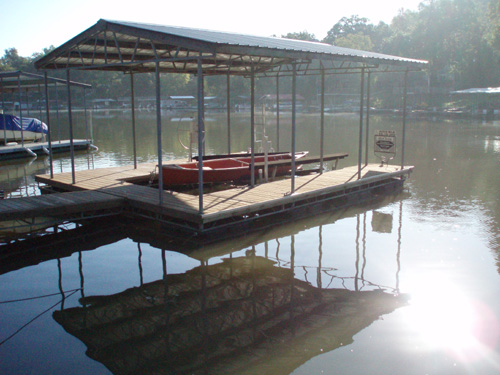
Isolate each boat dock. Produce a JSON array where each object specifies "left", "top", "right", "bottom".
[
  {"left": 0, "top": 159, "right": 412, "bottom": 239},
  {"left": 0, "top": 21, "right": 424, "bottom": 241},
  {"left": 0, "top": 139, "right": 94, "bottom": 160}
]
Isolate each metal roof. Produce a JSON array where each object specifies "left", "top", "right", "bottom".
[
  {"left": 34, "top": 19, "right": 427, "bottom": 76},
  {"left": 0, "top": 71, "right": 91, "bottom": 93}
]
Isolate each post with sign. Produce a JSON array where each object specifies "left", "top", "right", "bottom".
[{"left": 374, "top": 130, "right": 396, "bottom": 166}]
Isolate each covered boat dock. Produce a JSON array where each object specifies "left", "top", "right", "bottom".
[
  {"left": 0, "top": 19, "right": 428, "bottom": 237},
  {"left": 0, "top": 70, "right": 95, "bottom": 160}
]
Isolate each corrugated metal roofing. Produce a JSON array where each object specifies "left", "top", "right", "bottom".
[
  {"left": 34, "top": 19, "right": 427, "bottom": 75},
  {"left": 117, "top": 20, "right": 423, "bottom": 62}
]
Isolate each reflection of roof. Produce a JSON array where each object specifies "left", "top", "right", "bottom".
[
  {"left": 34, "top": 19, "right": 426, "bottom": 75},
  {"left": 54, "top": 255, "right": 406, "bottom": 375},
  {"left": 451, "top": 87, "right": 500, "bottom": 95}
]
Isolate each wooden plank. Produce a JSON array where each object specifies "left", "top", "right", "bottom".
[
  {"left": 252, "top": 152, "right": 349, "bottom": 169},
  {"left": 0, "top": 191, "right": 125, "bottom": 221}
]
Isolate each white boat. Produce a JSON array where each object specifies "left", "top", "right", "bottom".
[{"left": 0, "top": 114, "right": 48, "bottom": 144}]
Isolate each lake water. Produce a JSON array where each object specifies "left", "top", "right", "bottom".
[{"left": 1, "top": 111, "right": 500, "bottom": 374}]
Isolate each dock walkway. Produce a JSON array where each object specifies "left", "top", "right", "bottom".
[{"left": 0, "top": 159, "right": 413, "bottom": 236}]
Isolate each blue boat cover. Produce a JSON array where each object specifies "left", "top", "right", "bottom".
[{"left": 0, "top": 114, "right": 48, "bottom": 134}]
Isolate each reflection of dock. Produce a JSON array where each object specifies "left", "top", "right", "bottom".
[
  {"left": 0, "top": 139, "right": 93, "bottom": 161},
  {"left": 0, "top": 193, "right": 406, "bottom": 276},
  {"left": 53, "top": 255, "right": 406, "bottom": 375}
]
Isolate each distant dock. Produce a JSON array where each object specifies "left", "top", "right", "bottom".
[{"left": 0, "top": 139, "right": 94, "bottom": 161}]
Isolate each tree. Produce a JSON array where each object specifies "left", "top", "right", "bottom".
[
  {"left": 0, "top": 48, "right": 32, "bottom": 72},
  {"left": 281, "top": 31, "right": 318, "bottom": 42},
  {"left": 334, "top": 33, "right": 373, "bottom": 51},
  {"left": 323, "top": 15, "right": 373, "bottom": 45}
]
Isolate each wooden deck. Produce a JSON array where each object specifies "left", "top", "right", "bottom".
[
  {"left": 0, "top": 190, "right": 124, "bottom": 221},
  {"left": 27, "top": 160, "right": 413, "bottom": 231}
]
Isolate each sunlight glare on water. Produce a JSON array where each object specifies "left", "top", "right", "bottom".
[{"left": 404, "top": 273, "right": 500, "bottom": 365}]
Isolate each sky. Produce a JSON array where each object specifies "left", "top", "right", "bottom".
[{"left": 1, "top": 0, "right": 423, "bottom": 57}]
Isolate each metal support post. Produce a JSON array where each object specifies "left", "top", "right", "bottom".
[
  {"left": 250, "top": 66, "right": 256, "bottom": 187},
  {"left": 276, "top": 75, "right": 280, "bottom": 152},
  {"left": 18, "top": 76, "right": 24, "bottom": 147},
  {"left": 1, "top": 77, "right": 6, "bottom": 145},
  {"left": 401, "top": 70, "right": 408, "bottom": 170},
  {"left": 37, "top": 84, "right": 43, "bottom": 125},
  {"left": 365, "top": 71, "right": 371, "bottom": 166},
  {"left": 66, "top": 70, "right": 76, "bottom": 184},
  {"left": 226, "top": 72, "right": 231, "bottom": 155},
  {"left": 291, "top": 63, "right": 297, "bottom": 193},
  {"left": 55, "top": 83, "right": 61, "bottom": 143},
  {"left": 130, "top": 73, "right": 137, "bottom": 169},
  {"left": 83, "top": 87, "right": 89, "bottom": 142},
  {"left": 44, "top": 72, "right": 54, "bottom": 178},
  {"left": 197, "top": 58, "right": 205, "bottom": 213},
  {"left": 155, "top": 62, "right": 163, "bottom": 205},
  {"left": 320, "top": 64, "right": 325, "bottom": 174},
  {"left": 357, "top": 68, "right": 365, "bottom": 180}
]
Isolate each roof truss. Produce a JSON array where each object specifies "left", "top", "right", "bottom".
[{"left": 35, "top": 19, "right": 427, "bottom": 76}]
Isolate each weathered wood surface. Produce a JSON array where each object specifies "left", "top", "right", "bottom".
[{"left": 10, "top": 161, "right": 413, "bottom": 228}]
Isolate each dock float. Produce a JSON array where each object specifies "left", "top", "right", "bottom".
[
  {"left": 0, "top": 139, "right": 94, "bottom": 161},
  {"left": 0, "top": 161, "right": 413, "bottom": 240}
]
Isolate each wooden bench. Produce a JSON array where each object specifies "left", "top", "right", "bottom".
[{"left": 252, "top": 152, "right": 349, "bottom": 170}]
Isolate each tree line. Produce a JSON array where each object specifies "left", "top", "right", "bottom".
[{"left": 2, "top": 0, "right": 500, "bottom": 109}]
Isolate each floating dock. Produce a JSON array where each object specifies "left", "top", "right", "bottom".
[
  {"left": 0, "top": 160, "right": 412, "bottom": 240},
  {"left": 0, "top": 139, "right": 94, "bottom": 160}
]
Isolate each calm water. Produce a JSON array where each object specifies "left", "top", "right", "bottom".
[{"left": 1, "top": 111, "right": 500, "bottom": 374}]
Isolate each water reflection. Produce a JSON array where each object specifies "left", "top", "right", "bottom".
[
  {"left": 53, "top": 247, "right": 405, "bottom": 375},
  {"left": 0, "top": 158, "right": 49, "bottom": 198},
  {"left": 0, "top": 194, "right": 407, "bottom": 375}
]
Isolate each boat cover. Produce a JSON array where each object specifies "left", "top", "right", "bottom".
[{"left": 0, "top": 114, "right": 48, "bottom": 134}]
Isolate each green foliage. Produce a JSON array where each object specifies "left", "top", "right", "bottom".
[
  {"left": 2, "top": 0, "right": 500, "bottom": 105},
  {"left": 334, "top": 34, "right": 373, "bottom": 51},
  {"left": 0, "top": 48, "right": 33, "bottom": 72},
  {"left": 323, "top": 15, "right": 373, "bottom": 45},
  {"left": 281, "top": 31, "right": 318, "bottom": 42},
  {"left": 323, "top": 0, "right": 500, "bottom": 91}
]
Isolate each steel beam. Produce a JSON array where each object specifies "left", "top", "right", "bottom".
[
  {"left": 401, "top": 70, "right": 408, "bottom": 170},
  {"left": 365, "top": 71, "right": 371, "bottom": 166},
  {"left": 44, "top": 72, "right": 54, "bottom": 178},
  {"left": 357, "top": 68, "right": 365, "bottom": 180},
  {"left": 66, "top": 70, "right": 76, "bottom": 184},
  {"left": 130, "top": 73, "right": 137, "bottom": 169},
  {"left": 197, "top": 58, "right": 205, "bottom": 213},
  {"left": 320, "top": 64, "right": 325, "bottom": 174},
  {"left": 226, "top": 72, "right": 231, "bottom": 154},
  {"left": 1, "top": 77, "right": 6, "bottom": 145},
  {"left": 276, "top": 75, "right": 280, "bottom": 151},
  {"left": 155, "top": 62, "right": 163, "bottom": 205},
  {"left": 250, "top": 66, "right": 255, "bottom": 187},
  {"left": 17, "top": 76, "right": 24, "bottom": 147},
  {"left": 291, "top": 63, "right": 297, "bottom": 193}
]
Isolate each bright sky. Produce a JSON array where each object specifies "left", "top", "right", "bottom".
[{"left": 1, "top": 0, "right": 423, "bottom": 57}]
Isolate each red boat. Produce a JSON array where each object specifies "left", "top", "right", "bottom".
[{"left": 161, "top": 152, "right": 308, "bottom": 186}]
